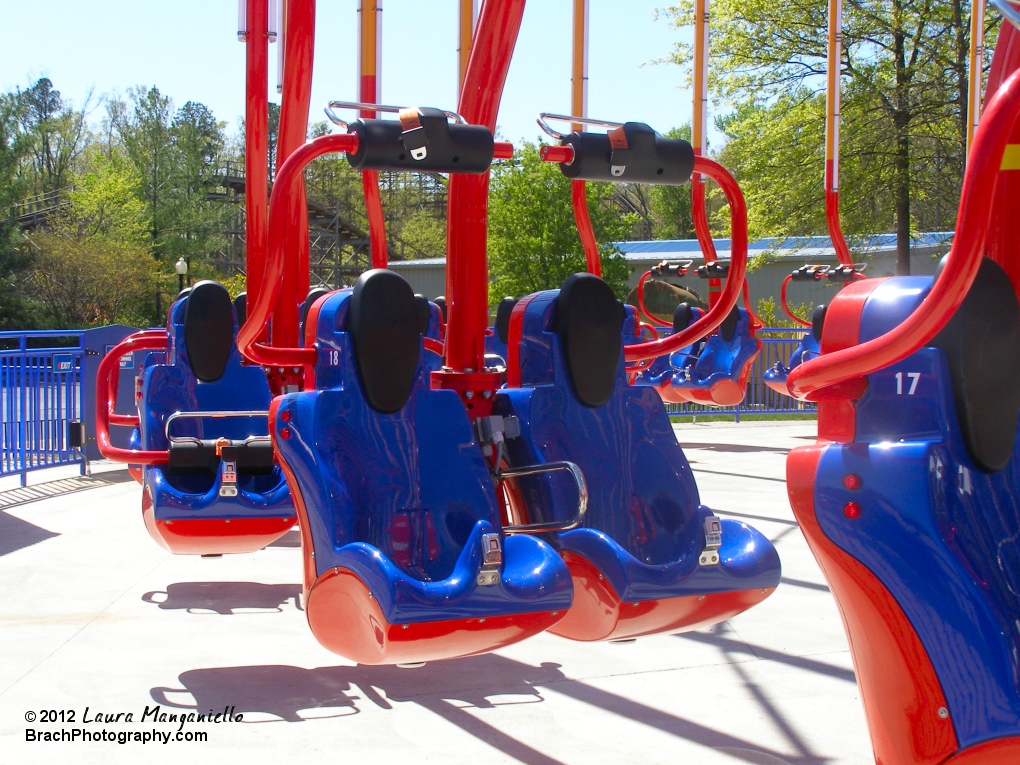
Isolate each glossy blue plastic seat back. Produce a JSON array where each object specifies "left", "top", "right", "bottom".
[
  {"left": 809, "top": 260, "right": 1020, "bottom": 747},
  {"left": 140, "top": 282, "right": 276, "bottom": 496},
  {"left": 686, "top": 306, "right": 758, "bottom": 384},
  {"left": 282, "top": 281, "right": 502, "bottom": 582},
  {"left": 497, "top": 278, "right": 704, "bottom": 567}
]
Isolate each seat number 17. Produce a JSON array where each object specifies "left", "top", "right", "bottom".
[{"left": 895, "top": 372, "right": 921, "bottom": 395}]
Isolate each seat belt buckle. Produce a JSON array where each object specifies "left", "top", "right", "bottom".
[
  {"left": 399, "top": 108, "right": 428, "bottom": 161},
  {"left": 477, "top": 533, "right": 503, "bottom": 586}
]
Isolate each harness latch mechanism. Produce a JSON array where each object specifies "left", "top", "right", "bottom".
[
  {"left": 699, "top": 515, "right": 723, "bottom": 566},
  {"left": 477, "top": 532, "right": 503, "bottom": 586}
]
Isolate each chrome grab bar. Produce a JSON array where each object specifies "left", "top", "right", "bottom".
[
  {"left": 499, "top": 461, "right": 588, "bottom": 534},
  {"left": 324, "top": 101, "right": 467, "bottom": 129},
  {"left": 536, "top": 112, "right": 626, "bottom": 141},
  {"left": 164, "top": 410, "right": 271, "bottom": 444}
]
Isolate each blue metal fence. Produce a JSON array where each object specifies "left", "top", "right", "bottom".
[
  {"left": 0, "top": 325, "right": 140, "bottom": 485},
  {"left": 1, "top": 331, "right": 86, "bottom": 484},
  {"left": 664, "top": 328, "right": 818, "bottom": 420}
]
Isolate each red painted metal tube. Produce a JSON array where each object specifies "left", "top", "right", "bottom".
[
  {"left": 540, "top": 144, "right": 574, "bottom": 163},
  {"left": 363, "top": 171, "right": 388, "bottom": 268},
  {"left": 691, "top": 170, "right": 718, "bottom": 262},
  {"left": 780, "top": 274, "right": 813, "bottom": 327},
  {"left": 787, "top": 68, "right": 1020, "bottom": 400},
  {"left": 424, "top": 337, "right": 444, "bottom": 355},
  {"left": 273, "top": 0, "right": 316, "bottom": 349},
  {"left": 446, "top": 0, "right": 527, "bottom": 374},
  {"left": 572, "top": 179, "right": 601, "bottom": 276},
  {"left": 245, "top": 0, "right": 270, "bottom": 314},
  {"left": 493, "top": 141, "right": 515, "bottom": 160},
  {"left": 239, "top": 132, "right": 360, "bottom": 367},
  {"left": 825, "top": 187, "right": 853, "bottom": 266},
  {"left": 96, "top": 332, "right": 170, "bottom": 465},
  {"left": 624, "top": 156, "right": 747, "bottom": 362},
  {"left": 637, "top": 321, "right": 659, "bottom": 341},
  {"left": 636, "top": 271, "right": 673, "bottom": 327},
  {"left": 741, "top": 280, "right": 765, "bottom": 331}
]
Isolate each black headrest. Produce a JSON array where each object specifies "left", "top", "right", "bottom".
[
  {"left": 414, "top": 294, "right": 432, "bottom": 336},
  {"left": 233, "top": 292, "right": 247, "bottom": 326},
  {"left": 673, "top": 302, "right": 693, "bottom": 334},
  {"left": 811, "top": 304, "right": 827, "bottom": 342},
  {"left": 346, "top": 270, "right": 420, "bottom": 414},
  {"left": 496, "top": 296, "right": 517, "bottom": 345},
  {"left": 719, "top": 305, "right": 740, "bottom": 343},
  {"left": 178, "top": 287, "right": 192, "bottom": 300},
  {"left": 183, "top": 281, "right": 234, "bottom": 383},
  {"left": 434, "top": 296, "right": 448, "bottom": 323},
  {"left": 553, "top": 273, "right": 625, "bottom": 408},
  {"left": 301, "top": 287, "right": 330, "bottom": 331},
  {"left": 931, "top": 257, "right": 1020, "bottom": 472}
]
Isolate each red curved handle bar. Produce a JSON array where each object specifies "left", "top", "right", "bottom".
[
  {"left": 787, "top": 68, "right": 1020, "bottom": 399},
  {"left": 825, "top": 189, "right": 854, "bottom": 266},
  {"left": 637, "top": 321, "right": 659, "bottom": 341},
  {"left": 423, "top": 337, "right": 444, "bottom": 355},
  {"left": 238, "top": 132, "right": 359, "bottom": 367},
  {"left": 624, "top": 156, "right": 748, "bottom": 362},
  {"left": 780, "top": 274, "right": 814, "bottom": 328},
  {"left": 95, "top": 331, "right": 170, "bottom": 465}
]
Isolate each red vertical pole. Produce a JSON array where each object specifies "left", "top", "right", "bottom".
[
  {"left": 244, "top": 0, "right": 270, "bottom": 316},
  {"left": 446, "top": 0, "right": 526, "bottom": 374},
  {"left": 358, "top": 0, "right": 388, "bottom": 269},
  {"left": 272, "top": 0, "right": 315, "bottom": 349}
]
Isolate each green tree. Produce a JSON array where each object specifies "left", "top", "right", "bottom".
[
  {"left": 16, "top": 78, "right": 91, "bottom": 196},
  {"left": 23, "top": 159, "right": 155, "bottom": 328},
  {"left": 660, "top": 0, "right": 993, "bottom": 272},
  {"left": 487, "top": 141, "right": 634, "bottom": 303},
  {"left": 0, "top": 92, "right": 32, "bottom": 328}
]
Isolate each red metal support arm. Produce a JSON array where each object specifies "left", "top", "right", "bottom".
[{"left": 239, "top": 132, "right": 360, "bottom": 367}]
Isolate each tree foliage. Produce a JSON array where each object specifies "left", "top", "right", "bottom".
[
  {"left": 487, "top": 142, "right": 634, "bottom": 304},
  {"left": 660, "top": 0, "right": 993, "bottom": 271}
]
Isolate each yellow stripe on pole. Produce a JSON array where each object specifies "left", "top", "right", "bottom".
[
  {"left": 358, "top": 1, "right": 380, "bottom": 81},
  {"left": 457, "top": 0, "right": 477, "bottom": 94},
  {"left": 824, "top": 0, "right": 841, "bottom": 190},
  {"left": 571, "top": 0, "right": 589, "bottom": 130},
  {"left": 692, "top": 0, "right": 708, "bottom": 157},
  {"left": 967, "top": 0, "right": 985, "bottom": 159}
]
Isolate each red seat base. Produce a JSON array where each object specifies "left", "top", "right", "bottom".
[
  {"left": 548, "top": 551, "right": 775, "bottom": 641},
  {"left": 305, "top": 567, "right": 566, "bottom": 665},
  {"left": 141, "top": 489, "right": 296, "bottom": 555},
  {"left": 943, "top": 738, "right": 1020, "bottom": 764}
]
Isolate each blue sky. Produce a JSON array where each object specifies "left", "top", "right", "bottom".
[{"left": 1, "top": 1, "right": 700, "bottom": 146}]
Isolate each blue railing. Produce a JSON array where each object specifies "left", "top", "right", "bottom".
[
  {"left": 664, "top": 327, "right": 818, "bottom": 420},
  {"left": 0, "top": 325, "right": 140, "bottom": 485},
  {"left": 0, "top": 331, "right": 86, "bottom": 484}
]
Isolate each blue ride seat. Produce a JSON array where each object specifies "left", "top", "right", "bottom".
[
  {"left": 787, "top": 258, "right": 1020, "bottom": 762},
  {"left": 414, "top": 293, "right": 444, "bottom": 371},
  {"left": 272, "top": 269, "right": 573, "bottom": 664},
  {"left": 496, "top": 273, "right": 780, "bottom": 641},
  {"left": 670, "top": 305, "right": 760, "bottom": 406},
  {"left": 637, "top": 303, "right": 707, "bottom": 403},
  {"left": 763, "top": 306, "right": 823, "bottom": 396},
  {"left": 139, "top": 281, "right": 295, "bottom": 555}
]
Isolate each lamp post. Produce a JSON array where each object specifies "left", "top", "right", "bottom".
[{"left": 175, "top": 258, "right": 188, "bottom": 294}]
